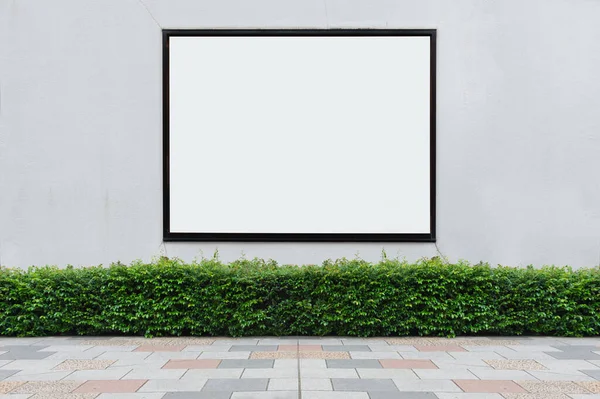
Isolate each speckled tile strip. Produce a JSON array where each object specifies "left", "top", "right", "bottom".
[
  {"left": 576, "top": 381, "right": 600, "bottom": 393},
  {"left": 386, "top": 338, "right": 521, "bottom": 346},
  {"left": 386, "top": 338, "right": 437, "bottom": 345},
  {"left": 250, "top": 352, "right": 297, "bottom": 359},
  {"left": 12, "top": 381, "right": 85, "bottom": 394},
  {"left": 485, "top": 360, "right": 547, "bottom": 370},
  {"left": 0, "top": 381, "right": 26, "bottom": 394},
  {"left": 165, "top": 338, "right": 216, "bottom": 345},
  {"left": 53, "top": 360, "right": 116, "bottom": 370},
  {"left": 516, "top": 380, "right": 590, "bottom": 394},
  {"left": 300, "top": 352, "right": 351, "bottom": 359}
]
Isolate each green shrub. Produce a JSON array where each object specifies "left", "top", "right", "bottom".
[{"left": 0, "top": 256, "right": 599, "bottom": 337}]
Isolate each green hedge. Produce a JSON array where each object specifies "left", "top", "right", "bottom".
[{"left": 1, "top": 256, "right": 599, "bottom": 337}]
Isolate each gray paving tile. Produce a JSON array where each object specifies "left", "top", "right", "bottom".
[
  {"left": 231, "top": 393, "right": 297, "bottom": 399},
  {"left": 552, "top": 345, "right": 600, "bottom": 351},
  {"left": 0, "top": 346, "right": 54, "bottom": 360},
  {"left": 163, "top": 393, "right": 231, "bottom": 399},
  {"left": 547, "top": 349, "right": 600, "bottom": 360},
  {"left": 322, "top": 345, "right": 371, "bottom": 352},
  {"left": 0, "top": 370, "right": 19, "bottom": 380},
  {"left": 368, "top": 393, "right": 437, "bottom": 399},
  {"left": 202, "top": 379, "right": 268, "bottom": 391},
  {"left": 230, "top": 345, "right": 278, "bottom": 352},
  {"left": 68, "top": 336, "right": 114, "bottom": 340},
  {"left": 326, "top": 359, "right": 381, "bottom": 369},
  {"left": 332, "top": 379, "right": 397, "bottom": 391},
  {"left": 218, "top": 359, "right": 274, "bottom": 368},
  {"left": 582, "top": 369, "right": 600, "bottom": 380},
  {"left": 0, "top": 345, "right": 50, "bottom": 352}
]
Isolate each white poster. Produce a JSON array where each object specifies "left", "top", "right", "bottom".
[{"left": 164, "top": 30, "right": 436, "bottom": 241}]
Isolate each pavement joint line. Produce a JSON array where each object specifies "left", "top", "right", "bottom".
[{"left": 297, "top": 340, "right": 302, "bottom": 399}]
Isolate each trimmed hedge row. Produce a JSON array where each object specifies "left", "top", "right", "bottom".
[{"left": 1, "top": 257, "right": 599, "bottom": 337}]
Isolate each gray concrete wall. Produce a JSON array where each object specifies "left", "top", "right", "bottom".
[{"left": 1, "top": 0, "right": 599, "bottom": 268}]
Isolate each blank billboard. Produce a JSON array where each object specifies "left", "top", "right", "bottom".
[{"left": 163, "top": 29, "right": 436, "bottom": 242}]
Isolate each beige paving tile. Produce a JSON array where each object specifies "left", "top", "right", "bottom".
[
  {"left": 299, "top": 352, "right": 350, "bottom": 359},
  {"left": 54, "top": 360, "right": 115, "bottom": 370},
  {"left": 250, "top": 352, "right": 296, "bottom": 359},
  {"left": 73, "top": 380, "right": 147, "bottom": 394},
  {"left": 485, "top": 360, "right": 547, "bottom": 370},
  {"left": 380, "top": 359, "right": 437, "bottom": 369},
  {"left": 0, "top": 381, "right": 25, "bottom": 394},
  {"left": 516, "top": 380, "right": 590, "bottom": 394},
  {"left": 13, "top": 381, "right": 84, "bottom": 394},
  {"left": 162, "top": 359, "right": 220, "bottom": 369},
  {"left": 577, "top": 381, "right": 600, "bottom": 393}
]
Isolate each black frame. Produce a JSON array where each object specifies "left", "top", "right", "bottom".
[{"left": 163, "top": 29, "right": 436, "bottom": 242}]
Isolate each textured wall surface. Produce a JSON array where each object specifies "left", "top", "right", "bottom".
[{"left": 1, "top": 0, "right": 599, "bottom": 268}]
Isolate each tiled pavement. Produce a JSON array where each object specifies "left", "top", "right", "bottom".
[{"left": 1, "top": 337, "right": 600, "bottom": 398}]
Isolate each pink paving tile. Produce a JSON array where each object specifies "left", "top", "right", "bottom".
[
  {"left": 415, "top": 345, "right": 466, "bottom": 352},
  {"left": 454, "top": 380, "right": 527, "bottom": 393},
  {"left": 379, "top": 359, "right": 438, "bottom": 369},
  {"left": 133, "top": 345, "right": 185, "bottom": 352},
  {"left": 278, "top": 345, "right": 322, "bottom": 352},
  {"left": 74, "top": 380, "right": 147, "bottom": 393},
  {"left": 162, "top": 359, "right": 221, "bottom": 369}
]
